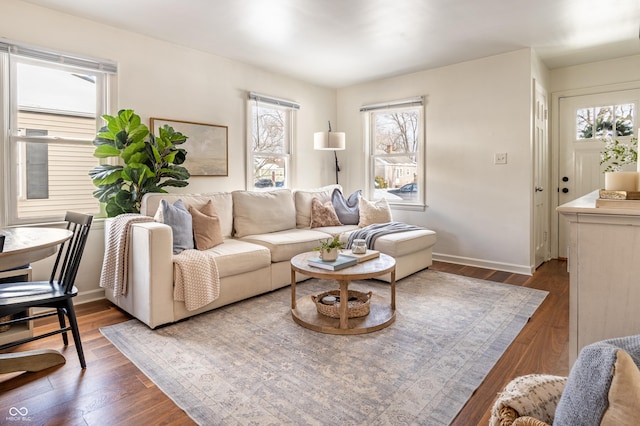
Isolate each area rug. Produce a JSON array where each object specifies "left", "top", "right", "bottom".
[{"left": 100, "top": 269, "right": 547, "bottom": 426}]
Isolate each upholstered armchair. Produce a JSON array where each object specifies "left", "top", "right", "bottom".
[{"left": 490, "top": 335, "right": 640, "bottom": 426}]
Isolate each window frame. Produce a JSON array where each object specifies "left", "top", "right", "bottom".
[
  {"left": 362, "top": 97, "right": 425, "bottom": 207},
  {"left": 246, "top": 92, "right": 298, "bottom": 190},
  {"left": 1, "top": 42, "right": 116, "bottom": 225}
]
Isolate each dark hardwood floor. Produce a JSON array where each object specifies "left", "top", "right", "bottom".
[{"left": 0, "top": 260, "right": 569, "bottom": 425}]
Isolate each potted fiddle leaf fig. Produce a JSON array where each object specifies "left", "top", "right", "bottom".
[{"left": 88, "top": 109, "right": 190, "bottom": 217}]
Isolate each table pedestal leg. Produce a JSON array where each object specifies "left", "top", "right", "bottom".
[
  {"left": 339, "top": 280, "right": 349, "bottom": 329},
  {"left": 391, "top": 269, "right": 396, "bottom": 310},
  {"left": 291, "top": 270, "right": 297, "bottom": 310}
]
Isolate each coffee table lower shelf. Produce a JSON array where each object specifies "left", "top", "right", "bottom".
[{"left": 291, "top": 294, "right": 395, "bottom": 335}]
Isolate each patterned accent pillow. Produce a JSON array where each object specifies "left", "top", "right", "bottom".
[
  {"left": 189, "top": 200, "right": 223, "bottom": 250},
  {"left": 490, "top": 374, "right": 567, "bottom": 426},
  {"left": 331, "top": 188, "right": 361, "bottom": 225},
  {"left": 358, "top": 197, "right": 392, "bottom": 227},
  {"left": 160, "top": 199, "right": 194, "bottom": 254},
  {"left": 310, "top": 198, "right": 342, "bottom": 228}
]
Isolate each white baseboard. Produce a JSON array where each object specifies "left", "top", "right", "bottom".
[
  {"left": 76, "top": 288, "right": 106, "bottom": 305},
  {"left": 432, "top": 252, "right": 534, "bottom": 276}
]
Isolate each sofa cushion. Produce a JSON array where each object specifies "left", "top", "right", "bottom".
[
  {"left": 189, "top": 200, "right": 223, "bottom": 250},
  {"left": 239, "top": 229, "right": 333, "bottom": 263},
  {"left": 373, "top": 229, "right": 437, "bottom": 257},
  {"left": 332, "top": 188, "right": 361, "bottom": 225},
  {"left": 201, "top": 239, "right": 271, "bottom": 279},
  {"left": 293, "top": 185, "right": 341, "bottom": 228},
  {"left": 358, "top": 197, "right": 392, "bottom": 227},
  {"left": 142, "top": 192, "right": 234, "bottom": 238},
  {"left": 313, "top": 224, "right": 359, "bottom": 236},
  {"left": 310, "top": 198, "right": 342, "bottom": 228},
  {"left": 160, "top": 199, "right": 194, "bottom": 254},
  {"left": 232, "top": 189, "right": 296, "bottom": 238}
]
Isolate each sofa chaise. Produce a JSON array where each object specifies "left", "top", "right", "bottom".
[{"left": 104, "top": 185, "right": 437, "bottom": 328}]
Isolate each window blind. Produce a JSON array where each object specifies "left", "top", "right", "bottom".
[
  {"left": 0, "top": 40, "right": 117, "bottom": 73},
  {"left": 248, "top": 91, "right": 300, "bottom": 110},
  {"left": 360, "top": 97, "right": 423, "bottom": 112}
]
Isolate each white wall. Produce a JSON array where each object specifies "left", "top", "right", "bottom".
[
  {"left": 1, "top": 0, "right": 337, "bottom": 302},
  {"left": 337, "top": 49, "right": 535, "bottom": 273}
]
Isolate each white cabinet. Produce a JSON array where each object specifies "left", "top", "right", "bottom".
[{"left": 558, "top": 191, "right": 640, "bottom": 366}]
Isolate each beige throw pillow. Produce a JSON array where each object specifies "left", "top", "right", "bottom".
[
  {"left": 189, "top": 200, "right": 223, "bottom": 250},
  {"left": 293, "top": 185, "right": 341, "bottom": 228},
  {"left": 358, "top": 197, "right": 392, "bottom": 227},
  {"left": 310, "top": 198, "right": 342, "bottom": 228},
  {"left": 601, "top": 349, "right": 640, "bottom": 425}
]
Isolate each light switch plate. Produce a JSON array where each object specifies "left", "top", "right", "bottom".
[{"left": 494, "top": 152, "right": 507, "bottom": 164}]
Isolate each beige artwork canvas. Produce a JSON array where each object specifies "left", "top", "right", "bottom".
[{"left": 151, "top": 117, "right": 228, "bottom": 176}]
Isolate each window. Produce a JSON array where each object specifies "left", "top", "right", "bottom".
[
  {"left": 576, "top": 103, "right": 635, "bottom": 139},
  {"left": 1, "top": 42, "right": 116, "bottom": 224},
  {"left": 247, "top": 92, "right": 298, "bottom": 190},
  {"left": 362, "top": 97, "right": 424, "bottom": 205}
]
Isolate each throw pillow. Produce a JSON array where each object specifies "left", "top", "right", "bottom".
[
  {"left": 310, "top": 197, "right": 342, "bottom": 228},
  {"left": 160, "top": 199, "right": 194, "bottom": 254},
  {"left": 331, "top": 188, "right": 361, "bottom": 225},
  {"left": 358, "top": 197, "right": 392, "bottom": 227},
  {"left": 188, "top": 200, "right": 223, "bottom": 250},
  {"left": 600, "top": 349, "right": 640, "bottom": 425},
  {"left": 293, "top": 185, "right": 341, "bottom": 228}
]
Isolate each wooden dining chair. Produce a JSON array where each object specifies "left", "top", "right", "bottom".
[{"left": 0, "top": 212, "right": 93, "bottom": 369}]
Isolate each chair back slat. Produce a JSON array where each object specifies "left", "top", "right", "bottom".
[{"left": 50, "top": 212, "right": 93, "bottom": 293}]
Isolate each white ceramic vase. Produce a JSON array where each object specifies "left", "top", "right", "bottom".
[{"left": 320, "top": 248, "right": 339, "bottom": 261}]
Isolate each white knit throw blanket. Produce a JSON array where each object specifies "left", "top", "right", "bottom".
[
  {"left": 173, "top": 249, "right": 221, "bottom": 311},
  {"left": 100, "top": 213, "right": 154, "bottom": 297}
]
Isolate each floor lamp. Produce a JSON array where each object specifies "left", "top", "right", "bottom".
[{"left": 314, "top": 121, "right": 346, "bottom": 184}]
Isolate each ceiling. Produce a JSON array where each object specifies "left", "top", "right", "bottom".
[{"left": 23, "top": 0, "right": 640, "bottom": 88}]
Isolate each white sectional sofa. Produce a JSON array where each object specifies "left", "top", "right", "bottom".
[{"left": 104, "top": 185, "right": 437, "bottom": 328}]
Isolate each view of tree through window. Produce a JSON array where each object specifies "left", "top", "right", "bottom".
[
  {"left": 368, "top": 105, "right": 423, "bottom": 204},
  {"left": 249, "top": 102, "right": 290, "bottom": 188},
  {"left": 576, "top": 103, "right": 635, "bottom": 139}
]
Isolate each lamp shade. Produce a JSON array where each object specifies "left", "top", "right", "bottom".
[{"left": 314, "top": 131, "right": 346, "bottom": 150}]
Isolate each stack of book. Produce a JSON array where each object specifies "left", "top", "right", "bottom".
[
  {"left": 308, "top": 254, "right": 357, "bottom": 271},
  {"left": 307, "top": 250, "right": 381, "bottom": 271},
  {"left": 597, "top": 189, "right": 640, "bottom": 209},
  {"left": 341, "top": 249, "right": 380, "bottom": 263}
]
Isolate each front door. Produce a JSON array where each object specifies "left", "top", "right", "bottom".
[{"left": 557, "top": 89, "right": 639, "bottom": 258}]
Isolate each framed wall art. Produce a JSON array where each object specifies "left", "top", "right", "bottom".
[{"left": 150, "top": 117, "right": 228, "bottom": 176}]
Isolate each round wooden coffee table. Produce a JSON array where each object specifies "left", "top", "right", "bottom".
[{"left": 290, "top": 251, "right": 396, "bottom": 335}]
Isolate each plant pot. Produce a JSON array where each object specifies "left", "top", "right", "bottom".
[{"left": 320, "top": 248, "right": 339, "bottom": 261}]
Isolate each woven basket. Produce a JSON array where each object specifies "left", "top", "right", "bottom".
[
  {"left": 312, "top": 290, "right": 372, "bottom": 318},
  {"left": 0, "top": 315, "right": 11, "bottom": 333}
]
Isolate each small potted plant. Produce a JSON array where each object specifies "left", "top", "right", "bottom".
[{"left": 314, "top": 235, "right": 344, "bottom": 261}]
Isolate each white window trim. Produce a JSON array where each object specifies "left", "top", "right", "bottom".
[
  {"left": 246, "top": 92, "right": 298, "bottom": 190},
  {"left": 362, "top": 97, "right": 426, "bottom": 208},
  {"left": 1, "top": 41, "right": 117, "bottom": 225}
]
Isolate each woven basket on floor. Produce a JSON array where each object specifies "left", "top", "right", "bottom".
[
  {"left": 0, "top": 315, "right": 11, "bottom": 333},
  {"left": 311, "top": 290, "right": 372, "bottom": 318}
]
